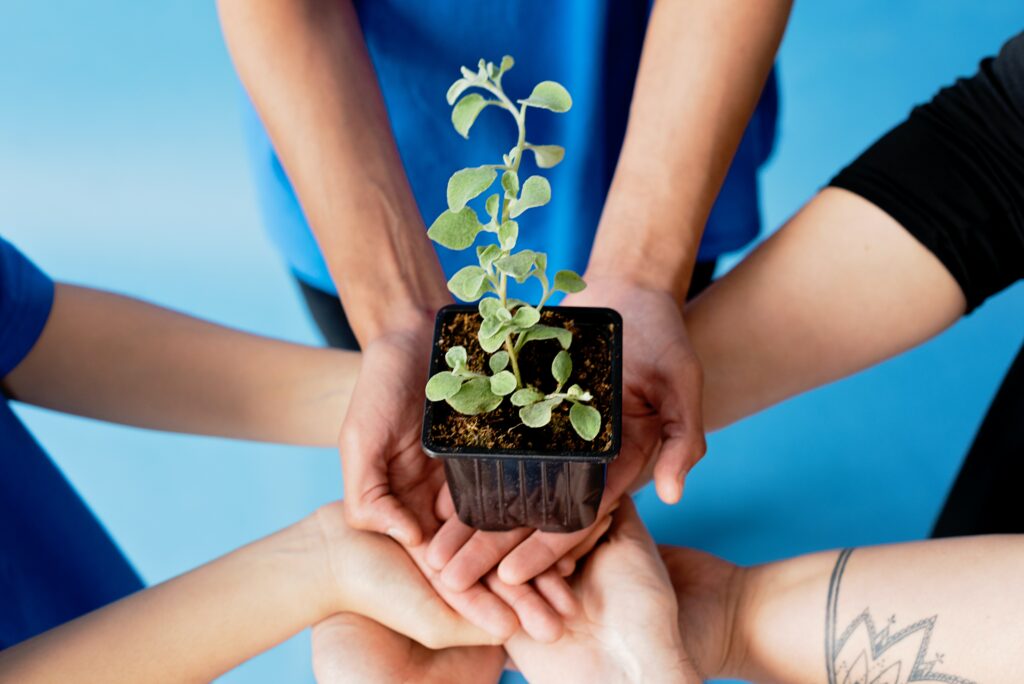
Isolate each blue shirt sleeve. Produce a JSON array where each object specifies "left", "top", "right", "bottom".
[{"left": 0, "top": 237, "right": 55, "bottom": 378}]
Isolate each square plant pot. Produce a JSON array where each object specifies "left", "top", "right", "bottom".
[{"left": 422, "top": 304, "right": 622, "bottom": 533}]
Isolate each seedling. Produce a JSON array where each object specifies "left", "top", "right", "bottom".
[{"left": 423, "top": 56, "right": 601, "bottom": 441}]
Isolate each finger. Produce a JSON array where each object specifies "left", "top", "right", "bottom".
[
  {"left": 566, "top": 509, "right": 615, "bottom": 564},
  {"left": 496, "top": 523, "right": 593, "bottom": 586},
  {"left": 403, "top": 543, "right": 518, "bottom": 642},
  {"left": 605, "top": 497, "right": 656, "bottom": 550},
  {"left": 650, "top": 345, "right": 707, "bottom": 505},
  {"left": 485, "top": 571, "right": 564, "bottom": 643},
  {"left": 532, "top": 569, "right": 579, "bottom": 618},
  {"left": 441, "top": 527, "right": 532, "bottom": 591},
  {"left": 556, "top": 556, "right": 576, "bottom": 576},
  {"left": 435, "top": 481, "right": 456, "bottom": 520},
  {"left": 425, "top": 515, "right": 476, "bottom": 571},
  {"left": 341, "top": 438, "right": 423, "bottom": 546}
]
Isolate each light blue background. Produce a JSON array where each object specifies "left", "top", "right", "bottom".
[{"left": 2, "top": 2, "right": 1023, "bottom": 682}]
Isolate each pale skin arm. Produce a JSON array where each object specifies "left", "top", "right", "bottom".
[
  {"left": 217, "top": 0, "right": 450, "bottom": 344},
  {"left": 2, "top": 283, "right": 357, "bottom": 447},
  {"left": 689, "top": 187, "right": 967, "bottom": 431},
  {"left": 664, "top": 536, "right": 1024, "bottom": 683},
  {"left": 0, "top": 502, "right": 499, "bottom": 684}
]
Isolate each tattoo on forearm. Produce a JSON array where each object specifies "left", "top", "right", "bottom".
[{"left": 825, "top": 548, "right": 976, "bottom": 684}]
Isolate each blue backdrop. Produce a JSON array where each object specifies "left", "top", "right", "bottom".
[{"left": 2, "top": 2, "right": 1022, "bottom": 682}]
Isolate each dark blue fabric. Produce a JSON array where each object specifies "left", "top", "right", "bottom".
[
  {"left": 0, "top": 238, "right": 142, "bottom": 650},
  {"left": 241, "top": 0, "right": 778, "bottom": 296}
]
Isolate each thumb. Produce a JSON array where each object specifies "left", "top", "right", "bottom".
[
  {"left": 341, "top": 439, "right": 422, "bottom": 546},
  {"left": 650, "top": 345, "right": 707, "bottom": 505}
]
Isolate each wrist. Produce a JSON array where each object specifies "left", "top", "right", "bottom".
[
  {"left": 585, "top": 246, "right": 695, "bottom": 303},
  {"left": 723, "top": 563, "right": 769, "bottom": 682},
  {"left": 292, "top": 510, "right": 349, "bottom": 620}
]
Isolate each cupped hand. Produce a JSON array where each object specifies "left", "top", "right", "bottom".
[
  {"left": 311, "top": 612, "right": 505, "bottom": 684},
  {"left": 427, "top": 275, "right": 706, "bottom": 588},
  {"left": 335, "top": 327, "right": 570, "bottom": 641},
  {"left": 504, "top": 499, "right": 700, "bottom": 683}
]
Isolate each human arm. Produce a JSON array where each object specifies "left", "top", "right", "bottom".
[
  {"left": 217, "top": 0, "right": 450, "bottom": 343},
  {"left": 663, "top": 535, "right": 1024, "bottom": 683},
  {"left": 1, "top": 283, "right": 357, "bottom": 447},
  {"left": 0, "top": 502, "right": 498, "bottom": 684}
]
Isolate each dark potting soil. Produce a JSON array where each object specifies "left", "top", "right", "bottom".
[{"left": 428, "top": 309, "right": 616, "bottom": 454}]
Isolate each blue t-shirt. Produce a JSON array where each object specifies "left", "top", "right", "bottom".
[
  {"left": 0, "top": 238, "right": 142, "bottom": 649},
  {"left": 242, "top": 0, "right": 778, "bottom": 297}
]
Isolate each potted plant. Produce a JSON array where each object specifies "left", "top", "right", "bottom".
[{"left": 421, "top": 56, "right": 622, "bottom": 533}]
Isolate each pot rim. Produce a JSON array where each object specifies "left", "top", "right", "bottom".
[{"left": 421, "top": 303, "right": 623, "bottom": 462}]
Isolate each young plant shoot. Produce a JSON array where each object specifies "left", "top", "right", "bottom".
[{"left": 424, "top": 56, "right": 601, "bottom": 441}]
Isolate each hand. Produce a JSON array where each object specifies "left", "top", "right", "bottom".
[
  {"left": 659, "top": 546, "right": 746, "bottom": 680},
  {"left": 504, "top": 499, "right": 700, "bottom": 683},
  {"left": 336, "top": 329, "right": 569, "bottom": 641},
  {"left": 427, "top": 275, "right": 706, "bottom": 588},
  {"left": 311, "top": 613, "right": 505, "bottom": 684}
]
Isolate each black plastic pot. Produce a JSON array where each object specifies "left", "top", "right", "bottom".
[{"left": 422, "top": 304, "right": 622, "bottom": 533}]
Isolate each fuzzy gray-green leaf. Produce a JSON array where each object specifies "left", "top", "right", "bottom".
[
  {"left": 519, "top": 81, "right": 572, "bottom": 113},
  {"left": 446, "top": 377, "right": 503, "bottom": 415},
  {"left": 446, "top": 78, "right": 472, "bottom": 106},
  {"left": 511, "top": 387, "right": 545, "bottom": 406},
  {"left": 478, "top": 297, "right": 501, "bottom": 319},
  {"left": 479, "top": 327, "right": 508, "bottom": 353},
  {"left": 489, "top": 370, "right": 517, "bottom": 396},
  {"left": 445, "top": 345, "right": 467, "bottom": 370},
  {"left": 427, "top": 207, "right": 481, "bottom": 251},
  {"left": 498, "top": 220, "right": 519, "bottom": 251},
  {"left": 488, "top": 351, "right": 509, "bottom": 373},
  {"left": 485, "top": 193, "right": 500, "bottom": 222},
  {"left": 511, "top": 305, "right": 541, "bottom": 329},
  {"left": 553, "top": 269, "right": 586, "bottom": 294},
  {"left": 552, "top": 350, "right": 572, "bottom": 385},
  {"left": 501, "top": 170, "right": 519, "bottom": 198},
  {"left": 447, "top": 167, "right": 497, "bottom": 212},
  {"left": 498, "top": 55, "right": 514, "bottom": 77},
  {"left": 519, "top": 397, "right": 562, "bottom": 427},
  {"left": 452, "top": 93, "right": 490, "bottom": 138},
  {"left": 494, "top": 249, "right": 537, "bottom": 283},
  {"left": 526, "top": 144, "right": 565, "bottom": 168},
  {"left": 569, "top": 402, "right": 601, "bottom": 440},
  {"left": 447, "top": 265, "right": 489, "bottom": 302},
  {"left": 509, "top": 176, "right": 551, "bottom": 218},
  {"left": 425, "top": 371, "right": 464, "bottom": 402},
  {"left": 477, "top": 244, "right": 502, "bottom": 270},
  {"left": 519, "top": 324, "right": 572, "bottom": 350}
]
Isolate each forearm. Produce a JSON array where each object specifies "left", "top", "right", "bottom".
[
  {"left": 0, "top": 516, "right": 334, "bottom": 684},
  {"left": 588, "top": 0, "right": 791, "bottom": 300},
  {"left": 3, "top": 284, "right": 357, "bottom": 446},
  {"left": 730, "top": 536, "right": 1024, "bottom": 683},
  {"left": 218, "top": 0, "right": 449, "bottom": 342},
  {"left": 688, "top": 188, "right": 966, "bottom": 431}
]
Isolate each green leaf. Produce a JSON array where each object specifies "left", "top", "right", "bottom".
[
  {"left": 519, "top": 324, "right": 572, "bottom": 350},
  {"left": 478, "top": 297, "right": 501, "bottom": 318},
  {"left": 552, "top": 350, "right": 572, "bottom": 385},
  {"left": 477, "top": 244, "right": 502, "bottom": 270},
  {"left": 511, "top": 305, "right": 540, "bottom": 329},
  {"left": 427, "top": 207, "right": 481, "bottom": 251},
  {"left": 489, "top": 370, "right": 517, "bottom": 396},
  {"left": 447, "top": 167, "right": 497, "bottom": 212},
  {"left": 479, "top": 327, "right": 508, "bottom": 353},
  {"left": 509, "top": 176, "right": 551, "bottom": 218},
  {"left": 567, "top": 384, "right": 592, "bottom": 401},
  {"left": 553, "top": 269, "right": 586, "bottom": 294},
  {"left": 444, "top": 346, "right": 467, "bottom": 370},
  {"left": 498, "top": 55, "right": 514, "bottom": 77},
  {"left": 519, "top": 397, "right": 562, "bottom": 427},
  {"left": 479, "top": 315, "right": 505, "bottom": 339},
  {"left": 452, "top": 94, "right": 490, "bottom": 138},
  {"left": 494, "top": 249, "right": 537, "bottom": 283},
  {"left": 511, "top": 387, "right": 545, "bottom": 406},
  {"left": 447, "top": 265, "right": 489, "bottom": 302},
  {"left": 498, "top": 220, "right": 518, "bottom": 251},
  {"left": 446, "top": 78, "right": 472, "bottom": 106},
  {"left": 519, "top": 81, "right": 572, "bottom": 113},
  {"left": 569, "top": 402, "right": 601, "bottom": 440},
  {"left": 501, "top": 170, "right": 519, "bottom": 198},
  {"left": 526, "top": 144, "right": 565, "bottom": 169},
  {"left": 494, "top": 306, "right": 513, "bottom": 323},
  {"left": 446, "top": 377, "right": 503, "bottom": 415},
  {"left": 426, "top": 371, "right": 464, "bottom": 401},
  {"left": 488, "top": 351, "right": 509, "bottom": 373},
  {"left": 485, "top": 193, "right": 500, "bottom": 222}
]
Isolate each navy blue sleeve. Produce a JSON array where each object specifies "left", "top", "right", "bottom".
[{"left": 0, "top": 237, "right": 55, "bottom": 377}]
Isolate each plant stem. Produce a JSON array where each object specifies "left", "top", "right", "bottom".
[{"left": 504, "top": 337, "right": 522, "bottom": 387}]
